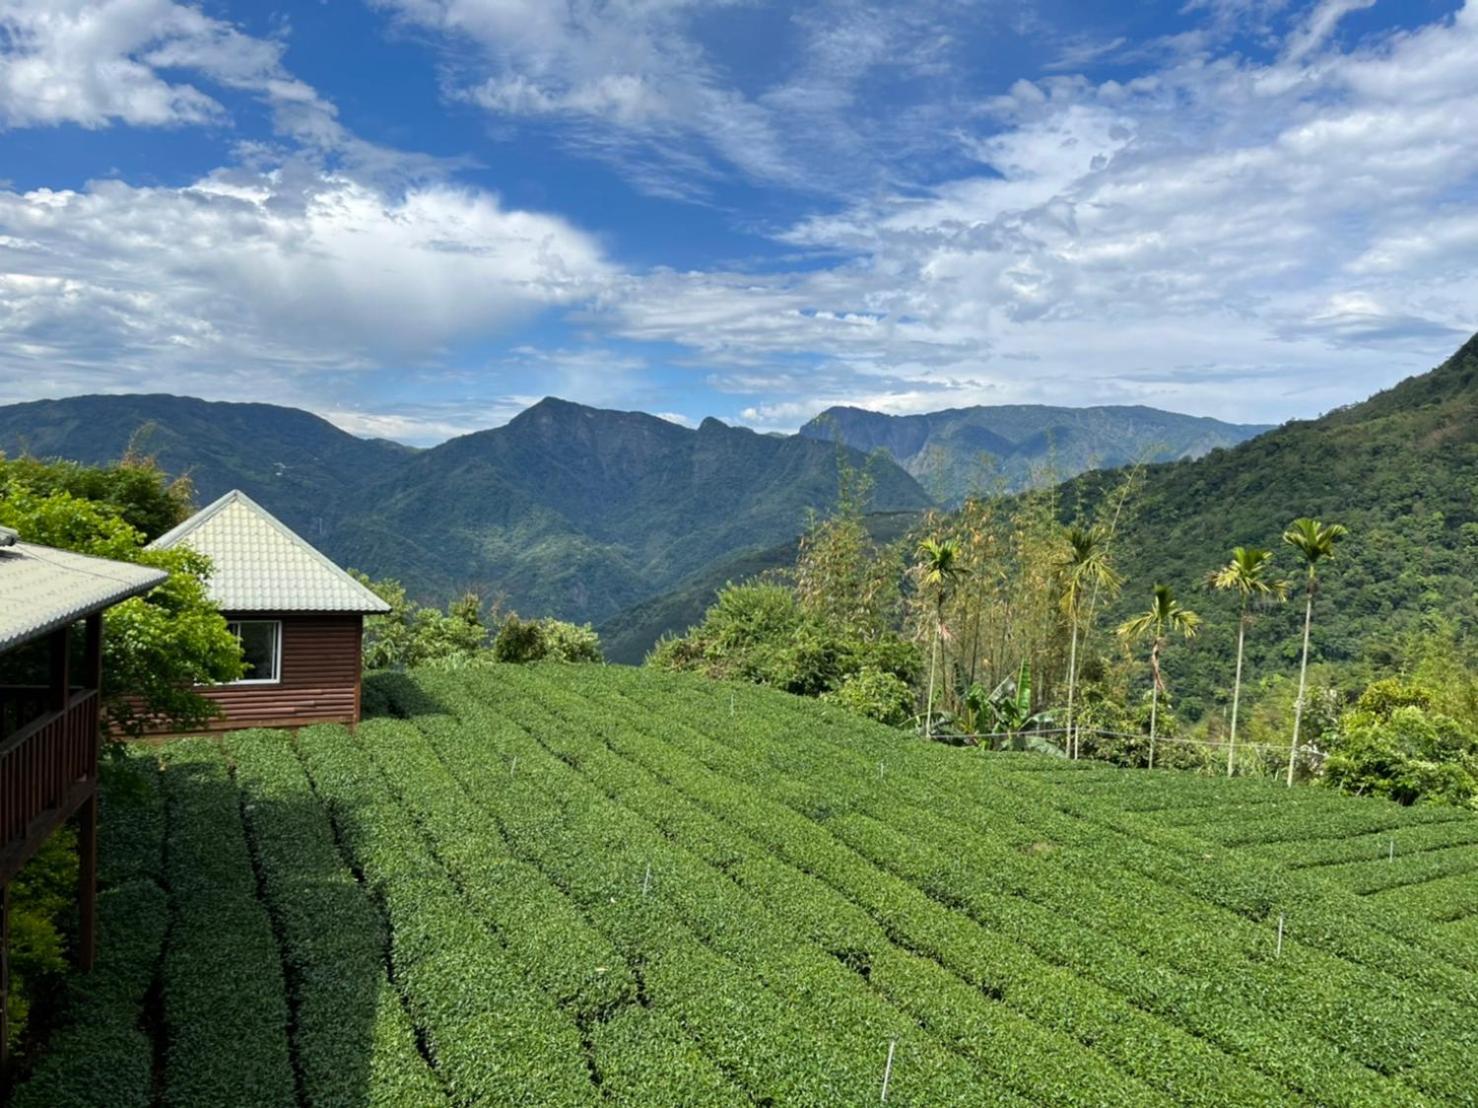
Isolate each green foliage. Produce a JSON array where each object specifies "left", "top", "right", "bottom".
[
  {"left": 821, "top": 665, "right": 915, "bottom": 726},
  {"left": 1075, "top": 334, "right": 1478, "bottom": 719},
  {"left": 11, "top": 749, "right": 168, "bottom": 1107},
  {"left": 491, "top": 613, "right": 603, "bottom": 664},
  {"left": 158, "top": 739, "right": 296, "bottom": 1106},
  {"left": 0, "top": 451, "right": 194, "bottom": 541},
  {"left": 1324, "top": 683, "right": 1478, "bottom": 808},
  {"left": 3, "top": 829, "right": 76, "bottom": 1056},
  {"left": 649, "top": 582, "right": 918, "bottom": 701},
  {"left": 223, "top": 730, "right": 447, "bottom": 1106},
  {"left": 0, "top": 465, "right": 243, "bottom": 735},
  {"left": 353, "top": 572, "right": 489, "bottom": 667}
]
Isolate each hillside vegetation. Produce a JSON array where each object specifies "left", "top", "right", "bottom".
[
  {"left": 1077, "top": 332, "right": 1478, "bottom": 716},
  {"left": 0, "top": 395, "right": 930, "bottom": 627},
  {"left": 802, "top": 403, "right": 1270, "bottom": 503},
  {"left": 12, "top": 665, "right": 1477, "bottom": 1106}
]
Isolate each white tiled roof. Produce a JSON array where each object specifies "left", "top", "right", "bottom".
[
  {"left": 0, "top": 533, "right": 168, "bottom": 652},
  {"left": 148, "top": 490, "right": 389, "bottom": 614}
]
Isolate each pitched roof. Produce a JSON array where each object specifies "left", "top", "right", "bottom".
[
  {"left": 0, "top": 530, "right": 168, "bottom": 652},
  {"left": 148, "top": 490, "right": 390, "bottom": 614}
]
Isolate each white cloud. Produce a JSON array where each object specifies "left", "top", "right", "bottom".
[
  {"left": 0, "top": 0, "right": 333, "bottom": 136},
  {"left": 374, "top": 0, "right": 977, "bottom": 197},
  {"left": 0, "top": 168, "right": 611, "bottom": 389},
  {"left": 597, "top": 1, "right": 1478, "bottom": 428}
]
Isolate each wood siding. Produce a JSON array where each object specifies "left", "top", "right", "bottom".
[{"left": 192, "top": 613, "right": 365, "bottom": 729}]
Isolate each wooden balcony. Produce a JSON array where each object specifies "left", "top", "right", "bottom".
[{"left": 0, "top": 686, "right": 100, "bottom": 884}]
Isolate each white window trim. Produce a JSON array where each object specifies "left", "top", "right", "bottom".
[{"left": 225, "top": 619, "right": 283, "bottom": 686}]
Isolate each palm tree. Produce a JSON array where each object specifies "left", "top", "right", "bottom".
[
  {"left": 1208, "top": 547, "right": 1287, "bottom": 776},
  {"left": 1059, "top": 525, "right": 1122, "bottom": 758},
  {"left": 1117, "top": 584, "right": 1202, "bottom": 769},
  {"left": 916, "top": 536, "right": 966, "bottom": 737},
  {"left": 1282, "top": 518, "right": 1348, "bottom": 785}
]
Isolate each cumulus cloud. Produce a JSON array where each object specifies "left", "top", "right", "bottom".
[{"left": 0, "top": 168, "right": 610, "bottom": 393}]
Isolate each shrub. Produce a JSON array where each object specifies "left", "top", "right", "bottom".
[
  {"left": 492, "top": 614, "right": 603, "bottom": 663},
  {"left": 823, "top": 666, "right": 915, "bottom": 726},
  {"left": 1324, "top": 704, "right": 1478, "bottom": 807}
]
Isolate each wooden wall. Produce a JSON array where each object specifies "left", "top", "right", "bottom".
[{"left": 193, "top": 612, "right": 365, "bottom": 729}]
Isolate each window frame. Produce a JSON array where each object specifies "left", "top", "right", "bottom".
[{"left": 224, "top": 619, "right": 283, "bottom": 686}]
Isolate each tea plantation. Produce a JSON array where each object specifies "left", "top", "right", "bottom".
[{"left": 11, "top": 665, "right": 1478, "bottom": 1107}]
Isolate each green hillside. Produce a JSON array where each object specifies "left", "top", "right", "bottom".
[
  {"left": 0, "top": 393, "right": 412, "bottom": 542},
  {"left": 0, "top": 394, "right": 931, "bottom": 627},
  {"left": 597, "top": 509, "right": 924, "bottom": 662},
  {"left": 14, "top": 665, "right": 1476, "bottom": 1106},
  {"left": 802, "top": 403, "right": 1271, "bottom": 503},
  {"left": 1077, "top": 332, "right": 1478, "bottom": 717},
  {"left": 338, "top": 399, "right": 931, "bottom": 623}
]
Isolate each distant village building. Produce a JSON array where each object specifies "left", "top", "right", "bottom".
[
  {"left": 0, "top": 525, "right": 168, "bottom": 1067},
  {"left": 148, "top": 490, "right": 389, "bottom": 730}
]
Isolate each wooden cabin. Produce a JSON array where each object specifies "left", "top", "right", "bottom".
[
  {"left": 0, "top": 525, "right": 167, "bottom": 1068},
  {"left": 147, "top": 490, "right": 389, "bottom": 730}
]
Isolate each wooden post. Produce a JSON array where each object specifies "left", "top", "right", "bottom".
[
  {"left": 49, "top": 624, "right": 71, "bottom": 711},
  {"left": 2, "top": 881, "right": 10, "bottom": 1075},
  {"left": 80, "top": 614, "right": 102, "bottom": 974},
  {"left": 77, "top": 794, "right": 98, "bottom": 973},
  {"left": 84, "top": 613, "right": 103, "bottom": 692}
]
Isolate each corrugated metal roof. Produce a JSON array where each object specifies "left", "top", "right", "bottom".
[
  {"left": 0, "top": 542, "right": 168, "bottom": 652},
  {"left": 148, "top": 490, "right": 390, "bottom": 614}
]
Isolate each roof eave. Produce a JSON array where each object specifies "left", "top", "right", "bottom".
[{"left": 0, "top": 565, "right": 169, "bottom": 654}]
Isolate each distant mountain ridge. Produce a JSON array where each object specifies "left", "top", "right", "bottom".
[
  {"left": 0, "top": 393, "right": 931, "bottom": 626},
  {"left": 800, "top": 403, "right": 1273, "bottom": 502}
]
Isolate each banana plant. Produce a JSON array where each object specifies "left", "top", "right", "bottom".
[{"left": 966, "top": 661, "right": 1062, "bottom": 754}]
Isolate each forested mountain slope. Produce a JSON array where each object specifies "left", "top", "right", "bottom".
[
  {"left": 0, "top": 394, "right": 412, "bottom": 542},
  {"left": 802, "top": 403, "right": 1271, "bottom": 503},
  {"left": 335, "top": 399, "right": 932, "bottom": 623},
  {"left": 1081, "top": 332, "right": 1478, "bottom": 717},
  {"left": 0, "top": 393, "right": 931, "bottom": 625}
]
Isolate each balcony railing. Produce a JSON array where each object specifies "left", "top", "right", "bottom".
[{"left": 0, "top": 687, "right": 100, "bottom": 878}]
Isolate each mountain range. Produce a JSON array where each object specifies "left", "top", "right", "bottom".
[
  {"left": 800, "top": 404, "right": 1272, "bottom": 503},
  {"left": 3, "top": 339, "right": 1472, "bottom": 681},
  {"left": 0, "top": 393, "right": 931, "bottom": 627}
]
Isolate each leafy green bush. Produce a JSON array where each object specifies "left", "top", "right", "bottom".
[
  {"left": 822, "top": 665, "right": 915, "bottom": 726},
  {"left": 3, "top": 830, "right": 75, "bottom": 1057},
  {"left": 1324, "top": 701, "right": 1478, "bottom": 807},
  {"left": 650, "top": 582, "right": 917, "bottom": 700},
  {"left": 492, "top": 613, "right": 603, "bottom": 663},
  {"left": 354, "top": 573, "right": 489, "bottom": 668}
]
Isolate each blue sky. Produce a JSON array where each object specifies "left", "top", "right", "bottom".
[{"left": 0, "top": 0, "right": 1474, "bottom": 444}]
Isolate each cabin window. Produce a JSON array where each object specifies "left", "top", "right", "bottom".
[{"left": 226, "top": 620, "right": 282, "bottom": 684}]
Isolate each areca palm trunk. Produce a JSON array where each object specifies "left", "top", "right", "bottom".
[
  {"left": 1066, "top": 618, "right": 1080, "bottom": 759},
  {"left": 1148, "top": 637, "right": 1162, "bottom": 769},
  {"left": 925, "top": 628, "right": 940, "bottom": 737},
  {"left": 1288, "top": 582, "right": 1315, "bottom": 786},
  {"left": 1227, "top": 611, "right": 1247, "bottom": 777}
]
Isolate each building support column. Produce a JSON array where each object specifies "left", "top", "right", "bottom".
[
  {"left": 1, "top": 880, "right": 10, "bottom": 1076},
  {"left": 77, "top": 795, "right": 97, "bottom": 973},
  {"left": 48, "top": 625, "right": 70, "bottom": 712},
  {"left": 78, "top": 613, "right": 103, "bottom": 974}
]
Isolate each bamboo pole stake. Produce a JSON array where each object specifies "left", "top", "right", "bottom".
[
  {"left": 880, "top": 1039, "right": 897, "bottom": 1103},
  {"left": 1276, "top": 913, "right": 1285, "bottom": 957}
]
